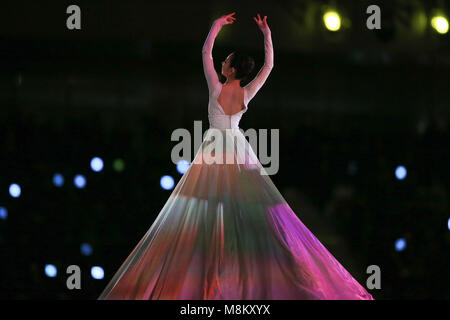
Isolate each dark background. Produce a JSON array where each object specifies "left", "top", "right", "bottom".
[{"left": 0, "top": 0, "right": 449, "bottom": 299}]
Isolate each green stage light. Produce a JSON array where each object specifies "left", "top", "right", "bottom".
[{"left": 113, "top": 158, "right": 125, "bottom": 172}]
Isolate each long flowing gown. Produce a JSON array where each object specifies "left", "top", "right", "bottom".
[{"left": 98, "top": 21, "right": 374, "bottom": 300}]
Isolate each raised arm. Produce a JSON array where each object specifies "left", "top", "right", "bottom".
[
  {"left": 245, "top": 14, "right": 274, "bottom": 101},
  {"left": 202, "top": 13, "right": 236, "bottom": 94}
]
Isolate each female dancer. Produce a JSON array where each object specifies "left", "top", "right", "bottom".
[{"left": 98, "top": 13, "right": 374, "bottom": 300}]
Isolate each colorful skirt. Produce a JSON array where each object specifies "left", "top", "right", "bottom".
[{"left": 98, "top": 128, "right": 374, "bottom": 300}]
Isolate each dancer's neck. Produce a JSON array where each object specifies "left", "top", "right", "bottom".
[{"left": 223, "top": 78, "right": 241, "bottom": 86}]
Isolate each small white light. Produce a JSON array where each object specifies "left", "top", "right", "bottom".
[
  {"left": 90, "top": 157, "right": 104, "bottom": 172},
  {"left": 395, "top": 166, "right": 407, "bottom": 180},
  {"left": 395, "top": 238, "right": 406, "bottom": 251},
  {"left": 0, "top": 207, "right": 7, "bottom": 220},
  {"left": 176, "top": 160, "right": 190, "bottom": 174},
  {"left": 45, "top": 264, "right": 57, "bottom": 277},
  {"left": 160, "top": 175, "right": 175, "bottom": 190},
  {"left": 9, "top": 183, "right": 21, "bottom": 198},
  {"left": 53, "top": 173, "right": 64, "bottom": 187},
  {"left": 74, "top": 174, "right": 86, "bottom": 188},
  {"left": 91, "top": 266, "right": 104, "bottom": 280}
]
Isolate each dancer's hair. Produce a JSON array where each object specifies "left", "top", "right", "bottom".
[{"left": 229, "top": 51, "right": 255, "bottom": 82}]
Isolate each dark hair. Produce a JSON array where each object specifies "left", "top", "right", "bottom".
[{"left": 229, "top": 51, "right": 255, "bottom": 82}]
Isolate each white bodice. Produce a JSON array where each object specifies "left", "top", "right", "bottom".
[{"left": 208, "top": 85, "right": 249, "bottom": 129}]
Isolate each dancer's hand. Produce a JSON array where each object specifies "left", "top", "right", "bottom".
[
  {"left": 214, "top": 12, "right": 236, "bottom": 28},
  {"left": 253, "top": 13, "right": 271, "bottom": 35}
]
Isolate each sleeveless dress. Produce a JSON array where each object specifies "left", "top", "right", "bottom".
[{"left": 98, "top": 23, "right": 374, "bottom": 300}]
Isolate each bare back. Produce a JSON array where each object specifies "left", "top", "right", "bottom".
[
  {"left": 217, "top": 85, "right": 246, "bottom": 115},
  {"left": 202, "top": 21, "right": 274, "bottom": 117}
]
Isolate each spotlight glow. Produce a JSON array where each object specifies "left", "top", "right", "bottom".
[
  {"left": 395, "top": 166, "right": 407, "bottom": 180},
  {"left": 0, "top": 207, "right": 7, "bottom": 220},
  {"left": 91, "top": 266, "right": 104, "bottom": 279},
  {"left": 45, "top": 264, "right": 57, "bottom": 277},
  {"left": 53, "top": 173, "right": 64, "bottom": 187},
  {"left": 176, "top": 160, "right": 190, "bottom": 174},
  {"left": 160, "top": 175, "right": 175, "bottom": 190},
  {"left": 448, "top": 217, "right": 450, "bottom": 231},
  {"left": 323, "top": 11, "right": 341, "bottom": 31},
  {"left": 90, "top": 157, "right": 104, "bottom": 172},
  {"left": 74, "top": 175, "right": 86, "bottom": 188},
  {"left": 9, "top": 183, "right": 21, "bottom": 198},
  {"left": 431, "top": 16, "right": 449, "bottom": 34},
  {"left": 80, "top": 243, "right": 93, "bottom": 256},
  {"left": 113, "top": 158, "right": 125, "bottom": 172},
  {"left": 395, "top": 238, "right": 406, "bottom": 251}
]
